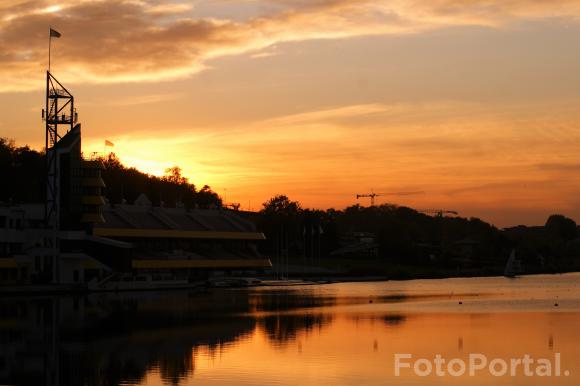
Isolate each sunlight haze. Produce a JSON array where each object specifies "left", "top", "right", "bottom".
[{"left": 2, "top": 0, "right": 580, "bottom": 226}]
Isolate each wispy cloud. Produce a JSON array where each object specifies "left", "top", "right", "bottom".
[
  {"left": 79, "top": 98, "right": 580, "bottom": 225},
  {"left": 2, "top": 0, "right": 580, "bottom": 92},
  {"left": 534, "top": 162, "right": 580, "bottom": 173},
  {"left": 250, "top": 50, "right": 278, "bottom": 59},
  {"left": 264, "top": 103, "right": 390, "bottom": 125},
  {"left": 112, "top": 92, "right": 184, "bottom": 107}
]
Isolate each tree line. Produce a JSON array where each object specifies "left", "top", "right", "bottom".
[
  {"left": 2, "top": 137, "right": 579, "bottom": 275},
  {"left": 256, "top": 194, "right": 580, "bottom": 275},
  {"left": 0, "top": 138, "right": 221, "bottom": 208},
  {"left": 97, "top": 153, "right": 221, "bottom": 208}
]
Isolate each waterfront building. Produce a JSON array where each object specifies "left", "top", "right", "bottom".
[{"left": 0, "top": 75, "right": 270, "bottom": 289}]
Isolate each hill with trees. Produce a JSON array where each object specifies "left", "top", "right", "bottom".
[
  {"left": 2, "top": 137, "right": 579, "bottom": 279},
  {"left": 0, "top": 138, "right": 221, "bottom": 208},
  {"left": 256, "top": 195, "right": 580, "bottom": 278},
  {"left": 97, "top": 153, "right": 221, "bottom": 208}
]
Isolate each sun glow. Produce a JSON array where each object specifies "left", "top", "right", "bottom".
[{"left": 3, "top": 0, "right": 580, "bottom": 225}]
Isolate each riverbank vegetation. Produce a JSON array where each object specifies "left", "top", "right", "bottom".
[
  {"left": 257, "top": 195, "right": 580, "bottom": 277},
  {"left": 2, "top": 138, "right": 579, "bottom": 277}
]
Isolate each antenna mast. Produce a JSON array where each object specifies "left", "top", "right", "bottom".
[
  {"left": 43, "top": 26, "right": 76, "bottom": 283},
  {"left": 44, "top": 72, "right": 76, "bottom": 283}
]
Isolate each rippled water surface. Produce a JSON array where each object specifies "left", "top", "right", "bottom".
[{"left": 2, "top": 273, "right": 580, "bottom": 385}]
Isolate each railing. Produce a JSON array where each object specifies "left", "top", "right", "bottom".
[
  {"left": 48, "top": 89, "right": 70, "bottom": 97},
  {"left": 46, "top": 114, "right": 72, "bottom": 124}
]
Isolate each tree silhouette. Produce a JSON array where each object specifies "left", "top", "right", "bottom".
[
  {"left": 261, "top": 194, "right": 301, "bottom": 216},
  {"left": 98, "top": 153, "right": 221, "bottom": 208},
  {"left": 546, "top": 214, "right": 577, "bottom": 241},
  {"left": 0, "top": 139, "right": 221, "bottom": 209},
  {"left": 163, "top": 166, "right": 188, "bottom": 185}
]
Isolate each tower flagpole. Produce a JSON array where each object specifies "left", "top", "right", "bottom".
[
  {"left": 48, "top": 26, "right": 61, "bottom": 72},
  {"left": 48, "top": 26, "right": 51, "bottom": 72}
]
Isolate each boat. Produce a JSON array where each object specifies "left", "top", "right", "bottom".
[{"left": 504, "top": 249, "right": 523, "bottom": 278}]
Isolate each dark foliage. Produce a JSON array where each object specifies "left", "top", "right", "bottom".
[
  {"left": 256, "top": 195, "right": 579, "bottom": 273},
  {"left": 545, "top": 214, "right": 577, "bottom": 241},
  {"left": 0, "top": 138, "right": 45, "bottom": 203},
  {"left": 98, "top": 153, "right": 221, "bottom": 208},
  {"left": 0, "top": 138, "right": 221, "bottom": 209}
]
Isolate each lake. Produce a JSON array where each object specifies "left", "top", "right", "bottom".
[{"left": 1, "top": 273, "right": 579, "bottom": 386}]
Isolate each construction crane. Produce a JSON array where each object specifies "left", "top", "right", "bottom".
[
  {"left": 356, "top": 191, "right": 424, "bottom": 207},
  {"left": 419, "top": 209, "right": 459, "bottom": 218}
]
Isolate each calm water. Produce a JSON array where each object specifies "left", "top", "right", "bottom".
[{"left": 1, "top": 274, "right": 580, "bottom": 386}]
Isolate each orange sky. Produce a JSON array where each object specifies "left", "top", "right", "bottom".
[{"left": 2, "top": 0, "right": 580, "bottom": 226}]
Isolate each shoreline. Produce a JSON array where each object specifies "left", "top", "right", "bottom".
[{"left": 2, "top": 270, "right": 579, "bottom": 297}]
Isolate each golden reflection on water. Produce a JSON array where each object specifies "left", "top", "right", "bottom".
[
  {"left": 134, "top": 312, "right": 579, "bottom": 386},
  {"left": 134, "top": 275, "right": 580, "bottom": 386},
  {"left": 1, "top": 274, "right": 580, "bottom": 386}
]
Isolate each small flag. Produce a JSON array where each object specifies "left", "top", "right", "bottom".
[
  {"left": 105, "top": 140, "right": 114, "bottom": 147},
  {"left": 50, "top": 28, "right": 61, "bottom": 38}
]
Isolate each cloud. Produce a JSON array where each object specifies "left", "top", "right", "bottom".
[
  {"left": 405, "top": 0, "right": 580, "bottom": 25},
  {"left": 112, "top": 92, "right": 184, "bottom": 106},
  {"left": 264, "top": 103, "right": 390, "bottom": 125},
  {"left": 534, "top": 162, "right": 580, "bottom": 173},
  {"left": 250, "top": 49, "right": 278, "bottom": 59},
  {"left": 3, "top": 0, "right": 580, "bottom": 92},
  {"left": 77, "top": 97, "right": 580, "bottom": 225},
  {"left": 0, "top": 0, "right": 402, "bottom": 92},
  {"left": 145, "top": 2, "right": 194, "bottom": 15}
]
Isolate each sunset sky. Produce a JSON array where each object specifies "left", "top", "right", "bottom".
[{"left": 2, "top": 0, "right": 580, "bottom": 227}]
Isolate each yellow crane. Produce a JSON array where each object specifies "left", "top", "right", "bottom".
[{"left": 356, "top": 191, "right": 424, "bottom": 207}]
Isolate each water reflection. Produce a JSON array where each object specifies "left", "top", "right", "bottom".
[
  {"left": 1, "top": 274, "right": 580, "bottom": 386},
  {"left": 0, "top": 293, "right": 253, "bottom": 386},
  {"left": 260, "top": 313, "right": 332, "bottom": 346},
  {"left": 0, "top": 289, "right": 336, "bottom": 386}
]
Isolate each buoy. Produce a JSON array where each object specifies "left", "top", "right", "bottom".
[
  {"left": 369, "top": 299, "right": 373, "bottom": 303},
  {"left": 555, "top": 303, "right": 559, "bottom": 307},
  {"left": 459, "top": 301, "right": 463, "bottom": 305}
]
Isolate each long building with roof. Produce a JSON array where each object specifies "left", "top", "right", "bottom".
[
  {"left": 0, "top": 73, "right": 271, "bottom": 289},
  {"left": 0, "top": 123, "right": 271, "bottom": 289}
]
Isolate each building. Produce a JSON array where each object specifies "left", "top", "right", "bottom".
[
  {"left": 330, "top": 232, "right": 379, "bottom": 258},
  {"left": 0, "top": 73, "right": 270, "bottom": 289}
]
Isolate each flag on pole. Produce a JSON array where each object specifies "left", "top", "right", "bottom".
[
  {"left": 50, "top": 28, "right": 61, "bottom": 38},
  {"left": 105, "top": 140, "right": 114, "bottom": 147}
]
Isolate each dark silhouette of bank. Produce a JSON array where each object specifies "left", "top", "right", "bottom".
[
  {"left": 255, "top": 195, "right": 580, "bottom": 279},
  {"left": 2, "top": 136, "right": 579, "bottom": 283}
]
